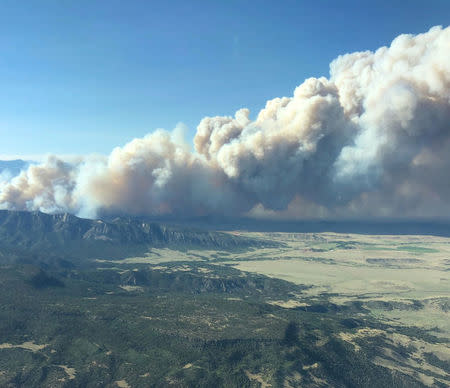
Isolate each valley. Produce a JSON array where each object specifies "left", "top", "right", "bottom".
[{"left": 0, "top": 211, "right": 448, "bottom": 387}]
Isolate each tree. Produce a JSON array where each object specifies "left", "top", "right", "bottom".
[{"left": 283, "top": 321, "right": 299, "bottom": 345}]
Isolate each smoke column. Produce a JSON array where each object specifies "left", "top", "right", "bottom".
[{"left": 1, "top": 26, "right": 449, "bottom": 219}]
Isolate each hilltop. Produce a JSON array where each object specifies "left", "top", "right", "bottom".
[{"left": 0, "top": 210, "right": 272, "bottom": 260}]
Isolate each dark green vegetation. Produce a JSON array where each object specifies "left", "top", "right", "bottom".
[
  {"left": 0, "top": 263, "right": 431, "bottom": 387},
  {"left": 0, "top": 211, "right": 448, "bottom": 387}
]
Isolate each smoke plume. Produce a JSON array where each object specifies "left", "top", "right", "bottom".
[{"left": 1, "top": 26, "right": 450, "bottom": 219}]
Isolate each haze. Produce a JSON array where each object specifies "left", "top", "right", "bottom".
[{"left": 0, "top": 2, "right": 449, "bottom": 221}]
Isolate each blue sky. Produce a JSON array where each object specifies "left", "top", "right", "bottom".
[{"left": 1, "top": 0, "right": 449, "bottom": 158}]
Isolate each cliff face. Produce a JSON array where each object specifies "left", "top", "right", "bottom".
[{"left": 0, "top": 210, "right": 263, "bottom": 257}]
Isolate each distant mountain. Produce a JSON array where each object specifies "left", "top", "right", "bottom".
[
  {"left": 0, "top": 210, "right": 269, "bottom": 260},
  {"left": 151, "top": 215, "right": 450, "bottom": 237},
  {"left": 0, "top": 159, "right": 29, "bottom": 177}
]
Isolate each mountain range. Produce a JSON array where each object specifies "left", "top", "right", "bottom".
[
  {"left": 0, "top": 159, "right": 29, "bottom": 177},
  {"left": 0, "top": 210, "right": 267, "bottom": 260}
]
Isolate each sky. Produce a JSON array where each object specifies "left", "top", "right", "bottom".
[{"left": 1, "top": 0, "right": 449, "bottom": 158}]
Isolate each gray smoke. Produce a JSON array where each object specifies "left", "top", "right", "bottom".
[{"left": 1, "top": 26, "right": 449, "bottom": 219}]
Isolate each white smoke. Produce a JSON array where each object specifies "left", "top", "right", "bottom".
[{"left": 1, "top": 26, "right": 449, "bottom": 219}]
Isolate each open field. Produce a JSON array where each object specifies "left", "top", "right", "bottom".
[
  {"left": 97, "top": 232, "right": 450, "bottom": 337},
  {"left": 97, "top": 231, "right": 450, "bottom": 354},
  {"left": 1, "top": 228, "right": 449, "bottom": 386},
  {"left": 223, "top": 233, "right": 450, "bottom": 334}
]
